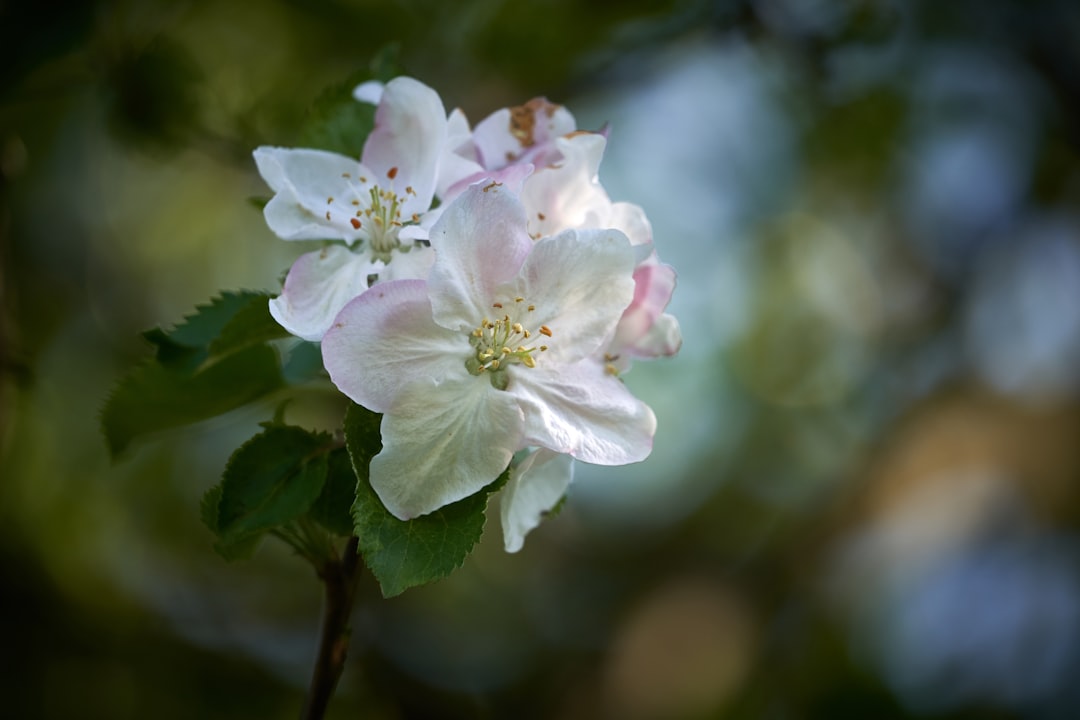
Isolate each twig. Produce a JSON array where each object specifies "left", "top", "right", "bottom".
[{"left": 300, "top": 535, "right": 362, "bottom": 720}]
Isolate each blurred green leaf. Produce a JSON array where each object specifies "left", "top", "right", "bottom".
[
  {"left": 102, "top": 344, "right": 285, "bottom": 457},
  {"left": 103, "top": 37, "right": 203, "bottom": 154},
  {"left": 344, "top": 402, "right": 506, "bottom": 598},
  {"left": 103, "top": 291, "right": 301, "bottom": 456},
  {"left": 216, "top": 426, "right": 333, "bottom": 544},
  {"left": 299, "top": 72, "right": 377, "bottom": 158},
  {"left": 307, "top": 448, "right": 359, "bottom": 537},
  {"left": 297, "top": 45, "right": 403, "bottom": 157}
]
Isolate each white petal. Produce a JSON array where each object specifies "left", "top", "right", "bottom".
[
  {"left": 427, "top": 185, "right": 533, "bottom": 331},
  {"left": 269, "top": 245, "right": 378, "bottom": 341},
  {"left": 608, "top": 201, "right": 654, "bottom": 248},
  {"left": 520, "top": 132, "right": 608, "bottom": 238},
  {"left": 322, "top": 279, "right": 463, "bottom": 412},
  {"left": 378, "top": 244, "right": 435, "bottom": 283},
  {"left": 508, "top": 227, "right": 636, "bottom": 364},
  {"left": 513, "top": 360, "right": 656, "bottom": 466},
  {"left": 501, "top": 449, "right": 573, "bottom": 553},
  {"left": 352, "top": 80, "right": 384, "bottom": 105},
  {"left": 254, "top": 147, "right": 373, "bottom": 242},
  {"left": 436, "top": 108, "right": 484, "bottom": 199},
  {"left": 362, "top": 76, "right": 447, "bottom": 212},
  {"left": 371, "top": 377, "right": 524, "bottom": 518}
]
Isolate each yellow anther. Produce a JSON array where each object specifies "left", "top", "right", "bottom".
[
  {"left": 527, "top": 304, "right": 535, "bottom": 312},
  {"left": 540, "top": 345, "right": 548, "bottom": 351},
  {"left": 512, "top": 322, "right": 524, "bottom": 334},
  {"left": 523, "top": 355, "right": 536, "bottom": 368},
  {"left": 539, "top": 325, "right": 553, "bottom": 337}
]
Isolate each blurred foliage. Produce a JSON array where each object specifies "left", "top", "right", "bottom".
[{"left": 4, "top": 0, "right": 1080, "bottom": 718}]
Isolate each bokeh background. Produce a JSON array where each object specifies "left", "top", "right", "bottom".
[{"left": 4, "top": 0, "right": 1080, "bottom": 718}]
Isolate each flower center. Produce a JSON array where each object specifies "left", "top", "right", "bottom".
[
  {"left": 332, "top": 167, "right": 422, "bottom": 264},
  {"left": 364, "top": 185, "right": 405, "bottom": 259},
  {"left": 465, "top": 297, "right": 551, "bottom": 390}
]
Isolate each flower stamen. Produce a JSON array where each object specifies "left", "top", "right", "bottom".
[{"left": 465, "top": 299, "right": 550, "bottom": 387}]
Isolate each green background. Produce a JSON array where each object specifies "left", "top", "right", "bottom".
[{"left": 4, "top": 0, "right": 1080, "bottom": 717}]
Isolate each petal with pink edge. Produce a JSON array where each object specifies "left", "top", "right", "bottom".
[
  {"left": 269, "top": 245, "right": 379, "bottom": 342},
  {"left": 426, "top": 185, "right": 533, "bottom": 331},
  {"left": 322, "top": 279, "right": 462, "bottom": 413}
]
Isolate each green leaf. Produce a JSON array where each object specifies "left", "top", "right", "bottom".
[
  {"left": 216, "top": 426, "right": 333, "bottom": 544},
  {"left": 299, "top": 72, "right": 377, "bottom": 158},
  {"left": 146, "top": 291, "right": 264, "bottom": 352},
  {"left": 298, "top": 46, "right": 403, "bottom": 158},
  {"left": 200, "top": 484, "right": 222, "bottom": 531},
  {"left": 282, "top": 341, "right": 325, "bottom": 385},
  {"left": 344, "top": 403, "right": 506, "bottom": 598},
  {"left": 140, "top": 291, "right": 279, "bottom": 371},
  {"left": 307, "top": 448, "right": 358, "bottom": 537},
  {"left": 201, "top": 484, "right": 262, "bottom": 561},
  {"left": 102, "top": 344, "right": 286, "bottom": 456},
  {"left": 208, "top": 294, "right": 290, "bottom": 356}
]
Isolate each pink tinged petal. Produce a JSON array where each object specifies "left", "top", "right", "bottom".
[
  {"left": 509, "top": 227, "right": 636, "bottom": 364},
  {"left": 610, "top": 261, "right": 678, "bottom": 353},
  {"left": 371, "top": 377, "right": 524, "bottom": 519},
  {"left": 630, "top": 312, "right": 682, "bottom": 359},
  {"left": 436, "top": 108, "right": 484, "bottom": 199},
  {"left": 269, "top": 245, "right": 379, "bottom": 341},
  {"left": 513, "top": 361, "right": 657, "bottom": 466},
  {"left": 254, "top": 147, "right": 374, "bottom": 243},
  {"left": 352, "top": 80, "right": 384, "bottom": 105},
  {"left": 362, "top": 76, "right": 447, "bottom": 213},
  {"left": 501, "top": 449, "right": 574, "bottom": 553},
  {"left": 440, "top": 162, "right": 535, "bottom": 204},
  {"left": 322, "top": 279, "right": 463, "bottom": 413},
  {"left": 426, "top": 185, "right": 533, "bottom": 331},
  {"left": 472, "top": 99, "right": 577, "bottom": 170}
]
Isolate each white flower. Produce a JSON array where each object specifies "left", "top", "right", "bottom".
[
  {"left": 496, "top": 132, "right": 682, "bottom": 551},
  {"left": 321, "top": 184, "right": 657, "bottom": 520},
  {"left": 254, "top": 76, "right": 450, "bottom": 340}
]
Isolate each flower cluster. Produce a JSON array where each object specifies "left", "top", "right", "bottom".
[{"left": 255, "top": 77, "right": 681, "bottom": 551}]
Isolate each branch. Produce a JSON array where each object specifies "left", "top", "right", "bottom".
[{"left": 300, "top": 535, "right": 362, "bottom": 720}]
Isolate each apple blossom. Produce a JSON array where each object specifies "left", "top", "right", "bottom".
[
  {"left": 322, "top": 185, "right": 656, "bottom": 520},
  {"left": 254, "top": 76, "right": 449, "bottom": 340}
]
